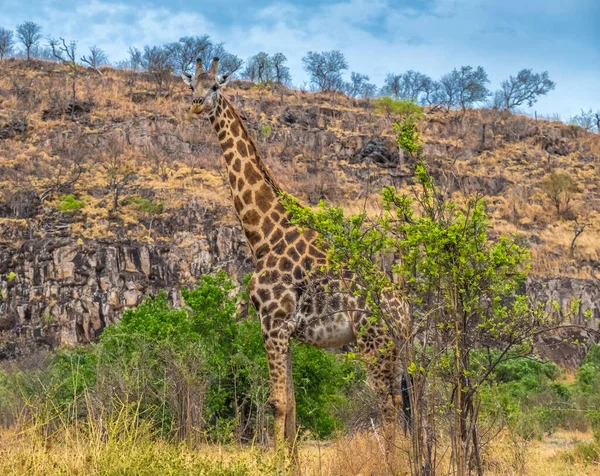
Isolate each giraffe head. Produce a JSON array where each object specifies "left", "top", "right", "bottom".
[{"left": 181, "top": 57, "right": 230, "bottom": 115}]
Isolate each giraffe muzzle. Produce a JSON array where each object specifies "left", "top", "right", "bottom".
[{"left": 190, "top": 97, "right": 205, "bottom": 114}]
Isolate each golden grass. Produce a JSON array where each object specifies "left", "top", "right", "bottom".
[{"left": 2, "top": 422, "right": 599, "bottom": 475}]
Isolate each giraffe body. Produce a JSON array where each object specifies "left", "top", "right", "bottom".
[{"left": 182, "top": 58, "right": 406, "bottom": 451}]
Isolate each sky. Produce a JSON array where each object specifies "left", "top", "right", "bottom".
[{"left": 2, "top": 0, "right": 599, "bottom": 119}]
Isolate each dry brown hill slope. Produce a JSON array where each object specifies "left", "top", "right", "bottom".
[{"left": 0, "top": 59, "right": 599, "bottom": 358}]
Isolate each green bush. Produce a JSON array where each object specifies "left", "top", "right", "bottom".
[
  {"left": 374, "top": 97, "right": 424, "bottom": 119},
  {"left": 128, "top": 196, "right": 164, "bottom": 214},
  {"left": 1, "top": 272, "right": 362, "bottom": 442},
  {"left": 393, "top": 118, "right": 423, "bottom": 156},
  {"left": 57, "top": 194, "right": 84, "bottom": 212},
  {"left": 257, "top": 124, "right": 272, "bottom": 139}
]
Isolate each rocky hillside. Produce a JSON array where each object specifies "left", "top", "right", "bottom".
[{"left": 0, "top": 59, "right": 599, "bottom": 361}]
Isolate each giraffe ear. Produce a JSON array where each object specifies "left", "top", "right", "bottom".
[
  {"left": 218, "top": 73, "right": 231, "bottom": 88},
  {"left": 181, "top": 72, "right": 193, "bottom": 87}
]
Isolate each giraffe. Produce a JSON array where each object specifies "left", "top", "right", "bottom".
[{"left": 181, "top": 57, "right": 407, "bottom": 452}]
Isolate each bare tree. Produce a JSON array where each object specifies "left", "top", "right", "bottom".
[
  {"left": 570, "top": 219, "right": 590, "bottom": 258},
  {"left": 81, "top": 45, "right": 109, "bottom": 75},
  {"left": 570, "top": 109, "right": 600, "bottom": 133},
  {"left": 271, "top": 53, "right": 291, "bottom": 84},
  {"left": 343, "top": 72, "right": 376, "bottom": 99},
  {"left": 0, "top": 27, "right": 14, "bottom": 60},
  {"left": 49, "top": 37, "right": 81, "bottom": 118},
  {"left": 101, "top": 133, "right": 137, "bottom": 213},
  {"left": 142, "top": 45, "right": 173, "bottom": 97},
  {"left": 165, "top": 35, "right": 211, "bottom": 74},
  {"left": 243, "top": 52, "right": 271, "bottom": 83},
  {"left": 436, "top": 66, "right": 490, "bottom": 110},
  {"left": 381, "top": 70, "right": 433, "bottom": 103},
  {"left": 16, "top": 21, "right": 42, "bottom": 60},
  {"left": 495, "top": 69, "right": 555, "bottom": 110},
  {"left": 116, "top": 46, "right": 144, "bottom": 100},
  {"left": 197, "top": 42, "right": 243, "bottom": 77},
  {"left": 302, "top": 50, "right": 348, "bottom": 92}
]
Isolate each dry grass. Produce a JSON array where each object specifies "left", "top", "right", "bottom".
[{"left": 2, "top": 419, "right": 599, "bottom": 475}]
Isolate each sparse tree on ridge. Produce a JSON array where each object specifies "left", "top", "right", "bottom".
[
  {"left": 243, "top": 52, "right": 271, "bottom": 83},
  {"left": 49, "top": 36, "right": 81, "bottom": 116},
  {"left": 141, "top": 45, "right": 173, "bottom": 97},
  {"left": 165, "top": 35, "right": 211, "bottom": 74},
  {"left": 437, "top": 65, "right": 490, "bottom": 110},
  {"left": 302, "top": 50, "right": 348, "bottom": 92},
  {"left": 495, "top": 69, "right": 555, "bottom": 110},
  {"left": 243, "top": 51, "right": 292, "bottom": 85},
  {"left": 0, "top": 27, "right": 14, "bottom": 60},
  {"left": 570, "top": 109, "right": 600, "bottom": 134},
  {"left": 271, "top": 52, "right": 291, "bottom": 84},
  {"left": 344, "top": 72, "right": 376, "bottom": 99},
  {"left": 81, "top": 45, "right": 109, "bottom": 74},
  {"left": 16, "top": 21, "right": 43, "bottom": 60},
  {"left": 381, "top": 70, "right": 433, "bottom": 103}
]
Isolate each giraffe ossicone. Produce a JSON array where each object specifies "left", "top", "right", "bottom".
[{"left": 183, "top": 57, "right": 408, "bottom": 452}]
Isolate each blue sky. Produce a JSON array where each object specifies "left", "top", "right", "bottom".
[{"left": 2, "top": 0, "right": 599, "bottom": 118}]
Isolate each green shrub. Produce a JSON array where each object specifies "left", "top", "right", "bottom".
[
  {"left": 257, "top": 124, "right": 272, "bottom": 139},
  {"left": 128, "top": 196, "right": 164, "bottom": 214},
  {"left": 57, "top": 194, "right": 84, "bottom": 212},
  {"left": 393, "top": 118, "right": 423, "bottom": 156},
  {"left": 572, "top": 441, "right": 600, "bottom": 464},
  {"left": 374, "top": 97, "right": 424, "bottom": 119},
  {"left": 96, "top": 271, "right": 361, "bottom": 441},
  {"left": 6, "top": 271, "right": 16, "bottom": 282}
]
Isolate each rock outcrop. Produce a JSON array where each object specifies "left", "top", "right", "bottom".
[{"left": 0, "top": 225, "right": 252, "bottom": 359}]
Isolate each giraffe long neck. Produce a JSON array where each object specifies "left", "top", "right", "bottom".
[{"left": 208, "top": 95, "right": 292, "bottom": 260}]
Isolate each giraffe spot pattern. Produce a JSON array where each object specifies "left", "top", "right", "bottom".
[
  {"left": 237, "top": 140, "right": 248, "bottom": 157},
  {"left": 233, "top": 158, "right": 242, "bottom": 172},
  {"left": 222, "top": 138, "right": 234, "bottom": 150},
  {"left": 244, "top": 163, "right": 262, "bottom": 185}
]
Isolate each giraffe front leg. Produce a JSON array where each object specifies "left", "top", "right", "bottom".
[
  {"left": 264, "top": 334, "right": 292, "bottom": 452},
  {"left": 284, "top": 350, "right": 297, "bottom": 453}
]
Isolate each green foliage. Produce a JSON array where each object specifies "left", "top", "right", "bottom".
[
  {"left": 283, "top": 163, "right": 564, "bottom": 472},
  {"left": 393, "top": 118, "right": 423, "bottom": 156},
  {"left": 57, "top": 194, "right": 84, "bottom": 212},
  {"left": 0, "top": 271, "right": 361, "bottom": 442},
  {"left": 374, "top": 97, "right": 424, "bottom": 119},
  {"left": 292, "top": 342, "right": 365, "bottom": 437},
  {"left": 257, "top": 124, "right": 272, "bottom": 139},
  {"left": 128, "top": 195, "right": 164, "bottom": 214},
  {"left": 6, "top": 271, "right": 16, "bottom": 282}
]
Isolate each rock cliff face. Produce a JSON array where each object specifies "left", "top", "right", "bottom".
[{"left": 0, "top": 224, "right": 252, "bottom": 359}]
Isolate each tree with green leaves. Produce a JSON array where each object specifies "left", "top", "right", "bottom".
[
  {"left": 374, "top": 97, "right": 424, "bottom": 168},
  {"left": 282, "top": 164, "right": 566, "bottom": 475}
]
